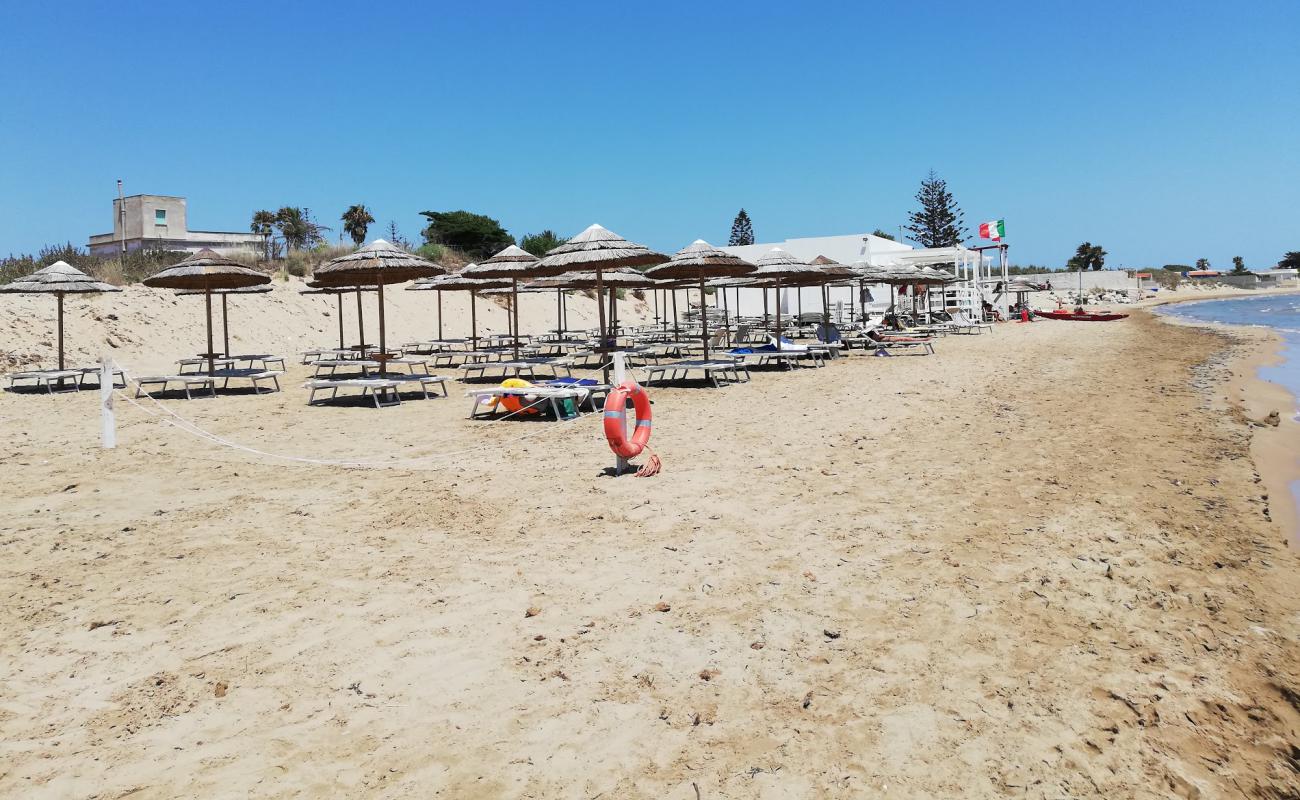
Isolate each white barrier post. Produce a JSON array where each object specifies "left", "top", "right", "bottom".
[
  {"left": 612, "top": 351, "right": 627, "bottom": 476},
  {"left": 100, "top": 356, "right": 116, "bottom": 449}
]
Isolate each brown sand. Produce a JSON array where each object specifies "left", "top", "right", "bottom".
[{"left": 1, "top": 307, "right": 1299, "bottom": 798}]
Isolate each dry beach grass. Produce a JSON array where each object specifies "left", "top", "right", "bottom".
[{"left": 1, "top": 299, "right": 1298, "bottom": 797}]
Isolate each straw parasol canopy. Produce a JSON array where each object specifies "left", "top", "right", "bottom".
[
  {"left": 176, "top": 285, "right": 273, "bottom": 359},
  {"left": 0, "top": 261, "right": 121, "bottom": 371},
  {"left": 311, "top": 239, "right": 445, "bottom": 286},
  {"left": 312, "top": 240, "right": 445, "bottom": 370},
  {"left": 142, "top": 249, "right": 270, "bottom": 375},
  {"left": 539, "top": 225, "right": 668, "bottom": 353},
  {"left": 528, "top": 267, "right": 663, "bottom": 290},
  {"left": 461, "top": 245, "right": 569, "bottom": 359},
  {"left": 530, "top": 267, "right": 665, "bottom": 345},
  {"left": 746, "top": 248, "right": 824, "bottom": 350},
  {"left": 407, "top": 270, "right": 508, "bottom": 350},
  {"left": 142, "top": 249, "right": 269, "bottom": 291},
  {"left": 646, "top": 240, "right": 754, "bottom": 358}
]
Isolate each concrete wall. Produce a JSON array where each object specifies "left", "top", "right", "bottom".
[{"left": 1012, "top": 271, "right": 1138, "bottom": 291}]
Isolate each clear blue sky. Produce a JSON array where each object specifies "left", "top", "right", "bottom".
[{"left": 2, "top": 0, "right": 1296, "bottom": 269}]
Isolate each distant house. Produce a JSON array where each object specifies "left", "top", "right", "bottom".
[
  {"left": 88, "top": 194, "right": 265, "bottom": 258},
  {"left": 1258, "top": 268, "right": 1299, "bottom": 287}
]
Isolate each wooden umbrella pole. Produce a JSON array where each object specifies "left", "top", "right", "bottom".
[
  {"left": 356, "top": 290, "right": 366, "bottom": 350},
  {"left": 57, "top": 293, "right": 65, "bottom": 371},
  {"left": 595, "top": 268, "right": 611, "bottom": 384},
  {"left": 595, "top": 268, "right": 607, "bottom": 349},
  {"left": 611, "top": 286, "right": 619, "bottom": 346},
  {"left": 437, "top": 289, "right": 444, "bottom": 340},
  {"left": 376, "top": 274, "right": 387, "bottom": 376},
  {"left": 204, "top": 289, "right": 215, "bottom": 376},
  {"left": 470, "top": 291, "right": 478, "bottom": 352},
  {"left": 608, "top": 287, "right": 616, "bottom": 341},
  {"left": 653, "top": 288, "right": 660, "bottom": 327},
  {"left": 555, "top": 288, "right": 562, "bottom": 335},
  {"left": 721, "top": 283, "right": 731, "bottom": 347},
  {"left": 336, "top": 294, "right": 345, "bottom": 349},
  {"left": 511, "top": 277, "right": 521, "bottom": 360},
  {"left": 775, "top": 278, "right": 783, "bottom": 351},
  {"left": 699, "top": 275, "right": 709, "bottom": 359},
  {"left": 671, "top": 288, "right": 679, "bottom": 342},
  {"left": 221, "top": 293, "right": 230, "bottom": 357},
  {"left": 762, "top": 288, "right": 769, "bottom": 330}
]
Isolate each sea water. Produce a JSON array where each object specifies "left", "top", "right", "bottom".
[
  {"left": 1157, "top": 293, "right": 1300, "bottom": 542},
  {"left": 1158, "top": 294, "right": 1300, "bottom": 419}
]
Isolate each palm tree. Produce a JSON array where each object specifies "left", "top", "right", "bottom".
[
  {"left": 1086, "top": 244, "right": 1106, "bottom": 271},
  {"left": 1068, "top": 242, "right": 1107, "bottom": 271},
  {"left": 251, "top": 210, "right": 276, "bottom": 261},
  {"left": 341, "top": 204, "right": 375, "bottom": 246},
  {"left": 275, "top": 207, "right": 310, "bottom": 252}
]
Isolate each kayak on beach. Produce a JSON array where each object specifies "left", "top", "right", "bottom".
[{"left": 1035, "top": 309, "right": 1130, "bottom": 322}]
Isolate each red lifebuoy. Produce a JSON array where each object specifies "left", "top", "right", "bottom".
[{"left": 603, "top": 381, "right": 652, "bottom": 458}]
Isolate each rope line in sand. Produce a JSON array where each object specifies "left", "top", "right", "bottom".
[{"left": 112, "top": 365, "right": 613, "bottom": 470}]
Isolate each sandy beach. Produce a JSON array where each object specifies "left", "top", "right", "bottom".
[{"left": 2, "top": 297, "right": 1300, "bottom": 798}]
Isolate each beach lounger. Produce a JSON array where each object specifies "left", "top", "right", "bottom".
[
  {"left": 861, "top": 331, "right": 935, "bottom": 356},
  {"left": 641, "top": 359, "right": 750, "bottom": 388},
  {"left": 7, "top": 368, "right": 86, "bottom": 393},
  {"left": 945, "top": 311, "right": 993, "bottom": 334},
  {"left": 735, "top": 349, "right": 826, "bottom": 369},
  {"left": 305, "top": 374, "right": 450, "bottom": 408},
  {"left": 466, "top": 385, "right": 587, "bottom": 420},
  {"left": 311, "top": 358, "right": 431, "bottom": 378},
  {"left": 176, "top": 357, "right": 236, "bottom": 374},
  {"left": 213, "top": 369, "right": 284, "bottom": 393},
  {"left": 77, "top": 366, "right": 128, "bottom": 389},
  {"left": 458, "top": 358, "right": 573, "bottom": 381},
  {"left": 134, "top": 375, "right": 218, "bottom": 399},
  {"left": 228, "top": 354, "right": 287, "bottom": 370}
]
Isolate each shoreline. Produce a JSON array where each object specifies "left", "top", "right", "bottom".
[{"left": 1145, "top": 289, "right": 1300, "bottom": 547}]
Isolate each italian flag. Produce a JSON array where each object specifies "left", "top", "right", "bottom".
[{"left": 979, "top": 219, "right": 1005, "bottom": 240}]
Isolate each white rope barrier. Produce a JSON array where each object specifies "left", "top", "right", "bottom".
[{"left": 112, "top": 362, "right": 614, "bottom": 470}]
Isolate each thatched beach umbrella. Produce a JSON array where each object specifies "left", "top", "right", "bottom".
[
  {"left": 176, "top": 284, "right": 273, "bottom": 358},
  {"left": 301, "top": 284, "right": 378, "bottom": 350},
  {"left": 460, "top": 245, "right": 570, "bottom": 360},
  {"left": 538, "top": 225, "right": 667, "bottom": 352},
  {"left": 645, "top": 240, "right": 754, "bottom": 359},
  {"left": 0, "top": 260, "right": 121, "bottom": 372},
  {"left": 408, "top": 271, "right": 508, "bottom": 351},
  {"left": 748, "top": 249, "right": 824, "bottom": 351},
  {"left": 312, "top": 240, "right": 444, "bottom": 371},
  {"left": 142, "top": 249, "right": 269, "bottom": 375},
  {"left": 530, "top": 267, "right": 663, "bottom": 346}
]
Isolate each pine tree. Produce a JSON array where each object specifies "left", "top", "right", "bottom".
[
  {"left": 729, "top": 209, "right": 754, "bottom": 246},
  {"left": 903, "top": 171, "right": 967, "bottom": 248}
]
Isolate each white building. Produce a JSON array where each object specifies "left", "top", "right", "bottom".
[
  {"left": 88, "top": 194, "right": 266, "bottom": 258},
  {"left": 720, "top": 233, "right": 1001, "bottom": 320},
  {"left": 721, "top": 232, "right": 914, "bottom": 318}
]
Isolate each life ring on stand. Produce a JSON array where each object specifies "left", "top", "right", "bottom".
[
  {"left": 497, "top": 377, "right": 539, "bottom": 414},
  {"left": 603, "top": 381, "right": 652, "bottom": 458}
]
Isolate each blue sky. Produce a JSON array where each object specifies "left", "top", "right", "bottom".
[{"left": 2, "top": 0, "right": 1297, "bottom": 269}]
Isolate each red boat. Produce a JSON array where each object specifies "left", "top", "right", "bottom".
[{"left": 1035, "top": 309, "right": 1129, "bottom": 322}]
